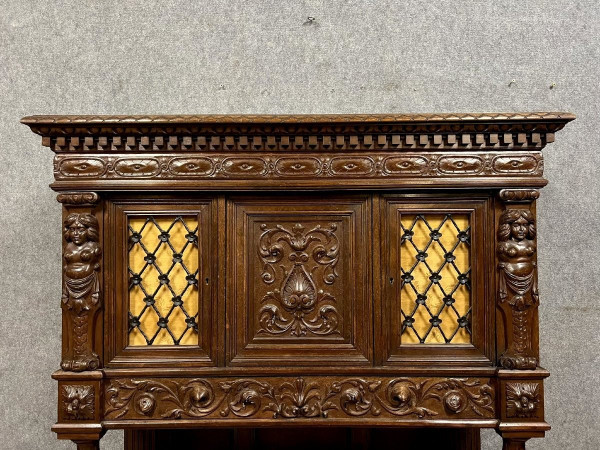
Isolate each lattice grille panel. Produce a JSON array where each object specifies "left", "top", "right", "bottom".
[
  {"left": 128, "top": 216, "right": 199, "bottom": 346},
  {"left": 400, "top": 214, "right": 471, "bottom": 344}
]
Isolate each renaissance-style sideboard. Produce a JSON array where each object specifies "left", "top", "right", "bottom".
[{"left": 22, "top": 113, "right": 574, "bottom": 450}]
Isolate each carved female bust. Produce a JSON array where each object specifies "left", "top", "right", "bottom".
[
  {"left": 497, "top": 209, "right": 538, "bottom": 311},
  {"left": 62, "top": 213, "right": 102, "bottom": 312}
]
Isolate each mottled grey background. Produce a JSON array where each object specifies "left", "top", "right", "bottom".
[{"left": 0, "top": 1, "right": 598, "bottom": 449}]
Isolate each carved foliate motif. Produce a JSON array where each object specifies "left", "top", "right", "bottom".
[
  {"left": 506, "top": 382, "right": 540, "bottom": 418},
  {"left": 61, "top": 213, "right": 102, "bottom": 371},
  {"left": 257, "top": 223, "right": 341, "bottom": 336},
  {"left": 105, "top": 376, "right": 495, "bottom": 421},
  {"left": 497, "top": 208, "right": 539, "bottom": 370},
  {"left": 61, "top": 385, "right": 94, "bottom": 420}
]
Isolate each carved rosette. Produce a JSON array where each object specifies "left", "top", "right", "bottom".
[
  {"left": 257, "top": 223, "right": 341, "bottom": 337},
  {"left": 506, "top": 382, "right": 540, "bottom": 418},
  {"left": 58, "top": 192, "right": 102, "bottom": 371},
  {"left": 105, "top": 377, "right": 495, "bottom": 421},
  {"left": 61, "top": 385, "right": 95, "bottom": 420},
  {"left": 497, "top": 190, "right": 540, "bottom": 370}
]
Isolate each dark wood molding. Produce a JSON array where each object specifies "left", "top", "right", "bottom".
[{"left": 22, "top": 113, "right": 573, "bottom": 449}]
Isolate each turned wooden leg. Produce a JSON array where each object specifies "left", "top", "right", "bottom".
[
  {"left": 73, "top": 440, "right": 100, "bottom": 450},
  {"left": 503, "top": 437, "right": 528, "bottom": 450}
]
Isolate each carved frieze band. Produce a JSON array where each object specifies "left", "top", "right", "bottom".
[
  {"left": 105, "top": 376, "right": 495, "bottom": 421},
  {"left": 53, "top": 152, "right": 543, "bottom": 181},
  {"left": 45, "top": 131, "right": 555, "bottom": 153},
  {"left": 61, "top": 202, "right": 102, "bottom": 372},
  {"left": 497, "top": 190, "right": 540, "bottom": 370}
]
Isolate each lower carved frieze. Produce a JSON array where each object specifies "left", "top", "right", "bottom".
[{"left": 104, "top": 376, "right": 495, "bottom": 421}]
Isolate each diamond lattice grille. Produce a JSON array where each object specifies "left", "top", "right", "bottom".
[
  {"left": 400, "top": 214, "right": 472, "bottom": 344},
  {"left": 128, "top": 216, "right": 199, "bottom": 346}
]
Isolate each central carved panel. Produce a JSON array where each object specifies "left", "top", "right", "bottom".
[
  {"left": 257, "top": 222, "right": 340, "bottom": 337},
  {"left": 227, "top": 196, "right": 372, "bottom": 366}
]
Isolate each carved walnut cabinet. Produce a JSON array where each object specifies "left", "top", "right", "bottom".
[{"left": 22, "top": 113, "right": 574, "bottom": 450}]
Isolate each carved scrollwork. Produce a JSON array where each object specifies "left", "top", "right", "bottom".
[
  {"left": 506, "top": 382, "right": 540, "bottom": 418},
  {"left": 497, "top": 207, "right": 539, "bottom": 369},
  {"left": 257, "top": 223, "right": 341, "bottom": 336},
  {"left": 61, "top": 385, "right": 94, "bottom": 420},
  {"left": 61, "top": 213, "right": 102, "bottom": 371},
  {"left": 371, "top": 378, "right": 494, "bottom": 418},
  {"left": 219, "top": 379, "right": 273, "bottom": 418},
  {"left": 104, "top": 376, "right": 495, "bottom": 421},
  {"left": 106, "top": 379, "right": 218, "bottom": 419}
]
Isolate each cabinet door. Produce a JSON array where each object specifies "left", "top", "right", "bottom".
[
  {"left": 378, "top": 195, "right": 494, "bottom": 365},
  {"left": 227, "top": 195, "right": 372, "bottom": 366},
  {"left": 105, "top": 196, "right": 220, "bottom": 367}
]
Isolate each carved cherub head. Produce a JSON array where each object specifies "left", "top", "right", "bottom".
[
  {"left": 63, "top": 213, "right": 99, "bottom": 245},
  {"left": 498, "top": 210, "right": 536, "bottom": 242}
]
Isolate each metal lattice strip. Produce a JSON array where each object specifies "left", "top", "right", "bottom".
[
  {"left": 399, "top": 214, "right": 472, "bottom": 344},
  {"left": 127, "top": 215, "right": 199, "bottom": 346}
]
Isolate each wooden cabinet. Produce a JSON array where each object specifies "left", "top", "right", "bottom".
[
  {"left": 22, "top": 113, "right": 574, "bottom": 450},
  {"left": 227, "top": 195, "right": 372, "bottom": 366}
]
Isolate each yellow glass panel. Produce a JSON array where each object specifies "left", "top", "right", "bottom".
[
  {"left": 128, "top": 215, "right": 199, "bottom": 346},
  {"left": 400, "top": 214, "right": 471, "bottom": 344}
]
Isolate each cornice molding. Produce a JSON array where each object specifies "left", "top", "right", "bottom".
[
  {"left": 21, "top": 112, "right": 574, "bottom": 154},
  {"left": 21, "top": 112, "right": 575, "bottom": 125}
]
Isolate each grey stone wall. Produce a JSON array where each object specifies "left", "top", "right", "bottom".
[{"left": 0, "top": 1, "right": 598, "bottom": 449}]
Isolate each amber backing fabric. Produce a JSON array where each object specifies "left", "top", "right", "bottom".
[
  {"left": 400, "top": 214, "right": 471, "bottom": 344},
  {"left": 128, "top": 216, "right": 199, "bottom": 346}
]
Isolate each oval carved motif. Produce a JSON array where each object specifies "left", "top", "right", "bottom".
[
  {"left": 114, "top": 158, "right": 161, "bottom": 177},
  {"left": 383, "top": 156, "right": 428, "bottom": 174},
  {"left": 274, "top": 157, "right": 321, "bottom": 176},
  {"left": 492, "top": 155, "right": 538, "bottom": 174},
  {"left": 221, "top": 157, "right": 266, "bottom": 176},
  {"left": 330, "top": 157, "right": 374, "bottom": 175},
  {"left": 58, "top": 158, "right": 106, "bottom": 177},
  {"left": 437, "top": 156, "right": 483, "bottom": 174},
  {"left": 168, "top": 157, "right": 214, "bottom": 176}
]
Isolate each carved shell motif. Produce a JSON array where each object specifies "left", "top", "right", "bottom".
[{"left": 281, "top": 265, "right": 317, "bottom": 312}]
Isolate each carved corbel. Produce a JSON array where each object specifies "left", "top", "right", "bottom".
[
  {"left": 57, "top": 192, "right": 102, "bottom": 371},
  {"left": 496, "top": 189, "right": 540, "bottom": 370}
]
